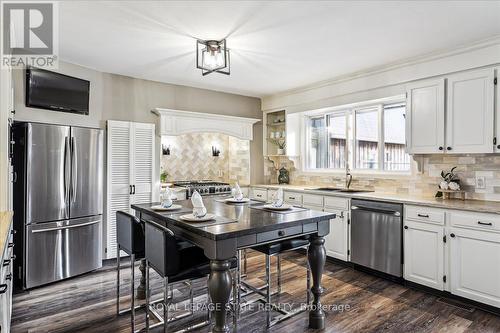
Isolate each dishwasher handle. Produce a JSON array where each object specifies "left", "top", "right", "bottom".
[{"left": 351, "top": 205, "right": 401, "bottom": 217}]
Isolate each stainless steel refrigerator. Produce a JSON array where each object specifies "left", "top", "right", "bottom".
[{"left": 12, "top": 122, "right": 103, "bottom": 289}]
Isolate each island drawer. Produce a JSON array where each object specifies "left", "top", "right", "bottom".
[
  {"left": 449, "top": 210, "right": 500, "bottom": 232},
  {"left": 284, "top": 191, "right": 302, "bottom": 205},
  {"left": 256, "top": 225, "right": 302, "bottom": 243},
  {"left": 405, "top": 205, "right": 445, "bottom": 225},
  {"left": 324, "top": 196, "right": 349, "bottom": 210},
  {"left": 303, "top": 194, "right": 324, "bottom": 207}
]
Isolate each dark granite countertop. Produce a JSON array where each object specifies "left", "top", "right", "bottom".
[{"left": 132, "top": 198, "right": 335, "bottom": 240}]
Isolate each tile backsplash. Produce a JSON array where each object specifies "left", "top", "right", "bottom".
[
  {"left": 265, "top": 154, "right": 500, "bottom": 201},
  {"left": 161, "top": 133, "right": 250, "bottom": 184}
]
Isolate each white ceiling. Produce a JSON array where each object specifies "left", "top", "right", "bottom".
[{"left": 59, "top": 1, "right": 500, "bottom": 97}]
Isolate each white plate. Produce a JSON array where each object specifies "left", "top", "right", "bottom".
[
  {"left": 225, "top": 198, "right": 250, "bottom": 203},
  {"left": 179, "top": 213, "right": 216, "bottom": 222},
  {"left": 263, "top": 204, "right": 293, "bottom": 211},
  {"left": 151, "top": 204, "right": 182, "bottom": 212}
]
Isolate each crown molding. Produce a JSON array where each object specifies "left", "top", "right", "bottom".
[{"left": 264, "top": 34, "right": 500, "bottom": 101}]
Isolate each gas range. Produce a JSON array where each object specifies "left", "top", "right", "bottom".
[{"left": 173, "top": 180, "right": 232, "bottom": 198}]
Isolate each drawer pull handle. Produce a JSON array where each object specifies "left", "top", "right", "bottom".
[
  {"left": 278, "top": 230, "right": 285, "bottom": 236},
  {"left": 0, "top": 284, "right": 7, "bottom": 294},
  {"left": 417, "top": 214, "right": 429, "bottom": 218},
  {"left": 6, "top": 274, "right": 12, "bottom": 281},
  {"left": 450, "top": 233, "right": 455, "bottom": 238},
  {"left": 289, "top": 197, "right": 295, "bottom": 200},
  {"left": 7, "top": 243, "right": 14, "bottom": 248},
  {"left": 2, "top": 259, "right": 10, "bottom": 267},
  {"left": 477, "top": 221, "right": 493, "bottom": 226}
]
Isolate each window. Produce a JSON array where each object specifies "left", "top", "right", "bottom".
[
  {"left": 305, "top": 99, "right": 410, "bottom": 172},
  {"left": 384, "top": 103, "right": 410, "bottom": 171},
  {"left": 327, "top": 113, "right": 347, "bottom": 169},
  {"left": 355, "top": 108, "right": 379, "bottom": 169}
]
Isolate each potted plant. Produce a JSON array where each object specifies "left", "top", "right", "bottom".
[
  {"left": 436, "top": 166, "right": 460, "bottom": 197},
  {"left": 160, "top": 170, "right": 169, "bottom": 183},
  {"left": 270, "top": 138, "right": 286, "bottom": 155}
]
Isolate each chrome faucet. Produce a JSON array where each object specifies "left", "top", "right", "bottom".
[{"left": 345, "top": 164, "right": 353, "bottom": 189}]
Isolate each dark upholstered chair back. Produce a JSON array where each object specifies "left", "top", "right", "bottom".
[
  {"left": 144, "top": 221, "right": 180, "bottom": 277},
  {"left": 116, "top": 210, "right": 145, "bottom": 256}
]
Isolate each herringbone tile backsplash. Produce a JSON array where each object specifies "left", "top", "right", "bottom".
[{"left": 161, "top": 133, "right": 250, "bottom": 185}]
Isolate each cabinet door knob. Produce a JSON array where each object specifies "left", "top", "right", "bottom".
[
  {"left": 497, "top": 145, "right": 500, "bottom": 149},
  {"left": 447, "top": 147, "right": 452, "bottom": 151},
  {"left": 438, "top": 146, "right": 443, "bottom": 151},
  {"left": 404, "top": 226, "right": 408, "bottom": 230},
  {"left": 278, "top": 230, "right": 285, "bottom": 236},
  {"left": 0, "top": 284, "right": 7, "bottom": 294},
  {"left": 450, "top": 233, "right": 455, "bottom": 238}
]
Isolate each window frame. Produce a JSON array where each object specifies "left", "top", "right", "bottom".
[{"left": 302, "top": 96, "right": 410, "bottom": 175}]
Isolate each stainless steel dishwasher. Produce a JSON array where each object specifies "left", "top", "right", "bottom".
[{"left": 350, "top": 199, "right": 403, "bottom": 277}]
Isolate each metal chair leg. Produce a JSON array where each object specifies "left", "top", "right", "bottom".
[
  {"left": 145, "top": 260, "right": 150, "bottom": 332},
  {"left": 116, "top": 245, "right": 120, "bottom": 316},
  {"left": 277, "top": 254, "right": 282, "bottom": 294},
  {"left": 131, "top": 253, "right": 135, "bottom": 332},
  {"left": 306, "top": 253, "right": 311, "bottom": 305},
  {"left": 164, "top": 276, "right": 169, "bottom": 333},
  {"left": 243, "top": 249, "right": 248, "bottom": 276},
  {"left": 266, "top": 254, "right": 271, "bottom": 328}
]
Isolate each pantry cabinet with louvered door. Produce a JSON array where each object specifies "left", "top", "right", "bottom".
[{"left": 106, "top": 120, "right": 155, "bottom": 259}]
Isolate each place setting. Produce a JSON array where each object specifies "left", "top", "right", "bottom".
[
  {"left": 177, "top": 191, "right": 237, "bottom": 227},
  {"left": 217, "top": 182, "right": 257, "bottom": 204},
  {"left": 251, "top": 188, "right": 308, "bottom": 214},
  {"left": 150, "top": 187, "right": 191, "bottom": 214}
]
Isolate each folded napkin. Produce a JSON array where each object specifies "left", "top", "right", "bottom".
[
  {"left": 232, "top": 182, "right": 244, "bottom": 201},
  {"left": 272, "top": 188, "right": 284, "bottom": 207},
  {"left": 191, "top": 190, "right": 207, "bottom": 217},
  {"left": 161, "top": 187, "right": 173, "bottom": 208}
]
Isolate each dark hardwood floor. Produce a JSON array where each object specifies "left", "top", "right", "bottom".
[{"left": 11, "top": 251, "right": 500, "bottom": 333}]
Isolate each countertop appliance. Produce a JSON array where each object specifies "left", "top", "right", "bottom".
[
  {"left": 12, "top": 122, "right": 103, "bottom": 289},
  {"left": 350, "top": 199, "right": 403, "bottom": 277},
  {"left": 173, "top": 180, "right": 232, "bottom": 198}
]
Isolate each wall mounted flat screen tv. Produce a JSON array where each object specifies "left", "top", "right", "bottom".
[{"left": 26, "top": 67, "right": 90, "bottom": 115}]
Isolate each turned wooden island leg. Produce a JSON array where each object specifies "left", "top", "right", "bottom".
[{"left": 308, "top": 234, "right": 326, "bottom": 329}]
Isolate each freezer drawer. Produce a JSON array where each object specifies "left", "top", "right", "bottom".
[{"left": 25, "top": 216, "right": 102, "bottom": 289}]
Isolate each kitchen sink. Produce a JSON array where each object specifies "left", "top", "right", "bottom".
[{"left": 308, "top": 187, "right": 374, "bottom": 193}]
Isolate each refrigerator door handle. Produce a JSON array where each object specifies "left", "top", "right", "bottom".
[
  {"left": 64, "top": 137, "right": 70, "bottom": 205},
  {"left": 31, "top": 220, "right": 100, "bottom": 233},
  {"left": 71, "top": 137, "right": 77, "bottom": 203}
]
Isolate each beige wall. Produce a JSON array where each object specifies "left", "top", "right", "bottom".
[{"left": 12, "top": 61, "right": 264, "bottom": 184}]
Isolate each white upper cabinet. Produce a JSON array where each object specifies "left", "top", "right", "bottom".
[
  {"left": 495, "top": 67, "right": 500, "bottom": 153},
  {"left": 406, "top": 78, "right": 445, "bottom": 154},
  {"left": 446, "top": 68, "right": 495, "bottom": 153}
]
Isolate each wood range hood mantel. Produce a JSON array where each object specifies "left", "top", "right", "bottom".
[{"left": 152, "top": 108, "right": 261, "bottom": 140}]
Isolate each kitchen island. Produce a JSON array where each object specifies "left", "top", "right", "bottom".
[{"left": 132, "top": 198, "right": 335, "bottom": 332}]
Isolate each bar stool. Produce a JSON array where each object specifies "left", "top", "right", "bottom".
[
  {"left": 144, "top": 220, "right": 214, "bottom": 333},
  {"left": 116, "top": 211, "right": 145, "bottom": 333},
  {"left": 240, "top": 237, "right": 311, "bottom": 328}
]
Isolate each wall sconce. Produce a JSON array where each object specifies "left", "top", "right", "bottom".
[
  {"left": 162, "top": 144, "right": 171, "bottom": 156},
  {"left": 212, "top": 146, "right": 221, "bottom": 157}
]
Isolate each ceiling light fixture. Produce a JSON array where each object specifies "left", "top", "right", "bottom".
[{"left": 196, "top": 39, "right": 230, "bottom": 76}]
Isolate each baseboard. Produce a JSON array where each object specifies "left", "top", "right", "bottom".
[{"left": 405, "top": 281, "right": 500, "bottom": 316}]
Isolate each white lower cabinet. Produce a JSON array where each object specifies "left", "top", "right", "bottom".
[
  {"left": 403, "top": 220, "right": 445, "bottom": 290},
  {"left": 324, "top": 209, "right": 349, "bottom": 261},
  {"left": 449, "top": 227, "right": 500, "bottom": 308}
]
